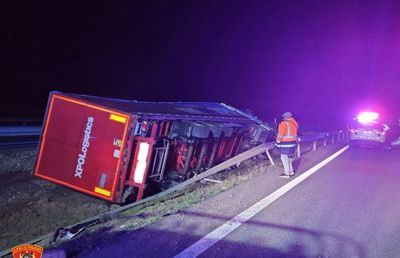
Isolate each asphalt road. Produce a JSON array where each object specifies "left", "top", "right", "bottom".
[
  {"left": 65, "top": 145, "right": 400, "bottom": 258},
  {"left": 199, "top": 147, "right": 400, "bottom": 257}
]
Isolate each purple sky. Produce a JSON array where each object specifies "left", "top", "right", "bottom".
[{"left": 1, "top": 1, "right": 400, "bottom": 126}]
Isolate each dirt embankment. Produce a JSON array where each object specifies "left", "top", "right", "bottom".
[{"left": 0, "top": 147, "right": 110, "bottom": 251}]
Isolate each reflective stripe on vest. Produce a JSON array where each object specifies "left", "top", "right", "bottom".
[
  {"left": 285, "top": 121, "right": 291, "bottom": 136},
  {"left": 276, "top": 143, "right": 297, "bottom": 148},
  {"left": 282, "top": 135, "right": 295, "bottom": 139}
]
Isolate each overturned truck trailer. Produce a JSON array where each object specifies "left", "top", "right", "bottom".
[{"left": 34, "top": 92, "right": 274, "bottom": 203}]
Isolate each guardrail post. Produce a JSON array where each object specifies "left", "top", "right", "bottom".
[
  {"left": 340, "top": 130, "right": 346, "bottom": 142},
  {"left": 313, "top": 140, "right": 317, "bottom": 151},
  {"left": 323, "top": 138, "right": 327, "bottom": 146},
  {"left": 331, "top": 134, "right": 335, "bottom": 144},
  {"left": 265, "top": 150, "right": 275, "bottom": 166},
  {"left": 297, "top": 144, "right": 301, "bottom": 158}
]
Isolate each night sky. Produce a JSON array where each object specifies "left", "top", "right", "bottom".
[{"left": 1, "top": 1, "right": 400, "bottom": 127}]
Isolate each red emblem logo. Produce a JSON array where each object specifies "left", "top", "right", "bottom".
[{"left": 11, "top": 244, "right": 43, "bottom": 258}]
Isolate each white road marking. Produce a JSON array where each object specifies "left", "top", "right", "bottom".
[{"left": 174, "top": 145, "right": 349, "bottom": 258}]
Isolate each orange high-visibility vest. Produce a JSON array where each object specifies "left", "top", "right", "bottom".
[{"left": 276, "top": 117, "right": 298, "bottom": 142}]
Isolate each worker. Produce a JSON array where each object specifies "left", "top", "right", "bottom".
[
  {"left": 393, "top": 118, "right": 400, "bottom": 147},
  {"left": 383, "top": 122, "right": 392, "bottom": 149},
  {"left": 275, "top": 112, "right": 298, "bottom": 178},
  {"left": 385, "top": 118, "right": 400, "bottom": 149}
]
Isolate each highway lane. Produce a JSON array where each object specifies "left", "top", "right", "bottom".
[{"left": 201, "top": 147, "right": 400, "bottom": 257}]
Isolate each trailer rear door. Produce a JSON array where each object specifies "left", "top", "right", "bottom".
[{"left": 35, "top": 93, "right": 131, "bottom": 201}]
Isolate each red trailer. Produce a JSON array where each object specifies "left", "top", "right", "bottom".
[{"left": 34, "top": 92, "right": 273, "bottom": 203}]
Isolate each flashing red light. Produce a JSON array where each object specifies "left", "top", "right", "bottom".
[{"left": 357, "top": 111, "right": 379, "bottom": 124}]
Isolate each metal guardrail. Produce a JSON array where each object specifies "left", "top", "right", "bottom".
[
  {"left": 0, "top": 130, "right": 346, "bottom": 257},
  {"left": 0, "top": 141, "right": 38, "bottom": 148},
  {"left": 0, "top": 127, "right": 41, "bottom": 148},
  {"left": 0, "top": 126, "right": 42, "bottom": 137},
  {"left": 297, "top": 130, "right": 347, "bottom": 158}
]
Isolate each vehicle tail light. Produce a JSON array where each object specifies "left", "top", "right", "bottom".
[{"left": 134, "top": 142, "right": 150, "bottom": 184}]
